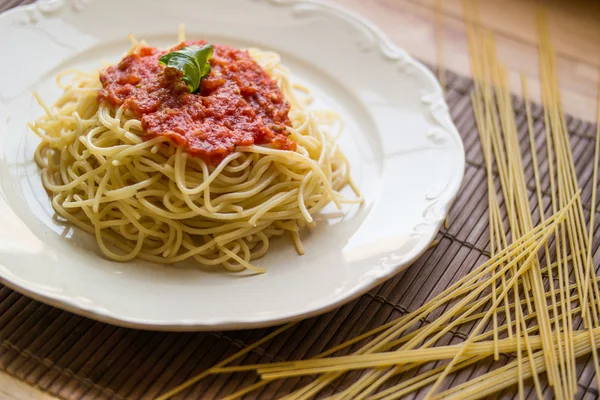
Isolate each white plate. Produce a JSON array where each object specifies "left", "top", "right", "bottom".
[{"left": 0, "top": 0, "right": 464, "bottom": 331}]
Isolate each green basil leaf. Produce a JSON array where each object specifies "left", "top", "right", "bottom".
[
  {"left": 195, "top": 44, "right": 214, "bottom": 79},
  {"left": 159, "top": 51, "right": 200, "bottom": 92},
  {"left": 159, "top": 44, "right": 213, "bottom": 93}
]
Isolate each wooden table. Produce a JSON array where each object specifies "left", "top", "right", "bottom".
[
  {"left": 337, "top": 0, "right": 600, "bottom": 121},
  {"left": 0, "top": 0, "right": 599, "bottom": 398}
]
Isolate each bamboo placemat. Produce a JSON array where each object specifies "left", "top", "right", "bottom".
[{"left": 2, "top": 1, "right": 600, "bottom": 399}]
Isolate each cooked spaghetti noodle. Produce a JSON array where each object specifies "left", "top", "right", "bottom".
[{"left": 29, "top": 38, "right": 361, "bottom": 273}]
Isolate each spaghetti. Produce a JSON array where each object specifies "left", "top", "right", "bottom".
[{"left": 29, "top": 37, "right": 361, "bottom": 273}]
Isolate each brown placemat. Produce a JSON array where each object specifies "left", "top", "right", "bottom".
[{"left": 2, "top": 1, "right": 600, "bottom": 399}]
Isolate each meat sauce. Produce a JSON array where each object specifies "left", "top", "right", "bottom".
[{"left": 98, "top": 41, "right": 295, "bottom": 164}]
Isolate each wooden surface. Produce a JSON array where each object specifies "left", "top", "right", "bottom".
[
  {"left": 0, "top": 0, "right": 599, "bottom": 399},
  {"left": 0, "top": 371, "right": 55, "bottom": 400},
  {"left": 333, "top": 0, "right": 600, "bottom": 122}
]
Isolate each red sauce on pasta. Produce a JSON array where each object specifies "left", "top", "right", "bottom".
[{"left": 98, "top": 41, "right": 294, "bottom": 163}]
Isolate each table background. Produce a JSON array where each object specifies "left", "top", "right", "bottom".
[{"left": 1, "top": 0, "right": 599, "bottom": 399}]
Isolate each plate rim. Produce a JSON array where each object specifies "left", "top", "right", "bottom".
[{"left": 0, "top": 0, "right": 465, "bottom": 331}]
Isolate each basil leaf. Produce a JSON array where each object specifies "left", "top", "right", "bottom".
[
  {"left": 159, "top": 44, "right": 214, "bottom": 93},
  {"left": 195, "top": 44, "right": 214, "bottom": 80},
  {"left": 159, "top": 50, "right": 200, "bottom": 92}
]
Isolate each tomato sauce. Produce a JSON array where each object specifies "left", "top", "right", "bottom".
[{"left": 98, "top": 41, "right": 294, "bottom": 163}]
